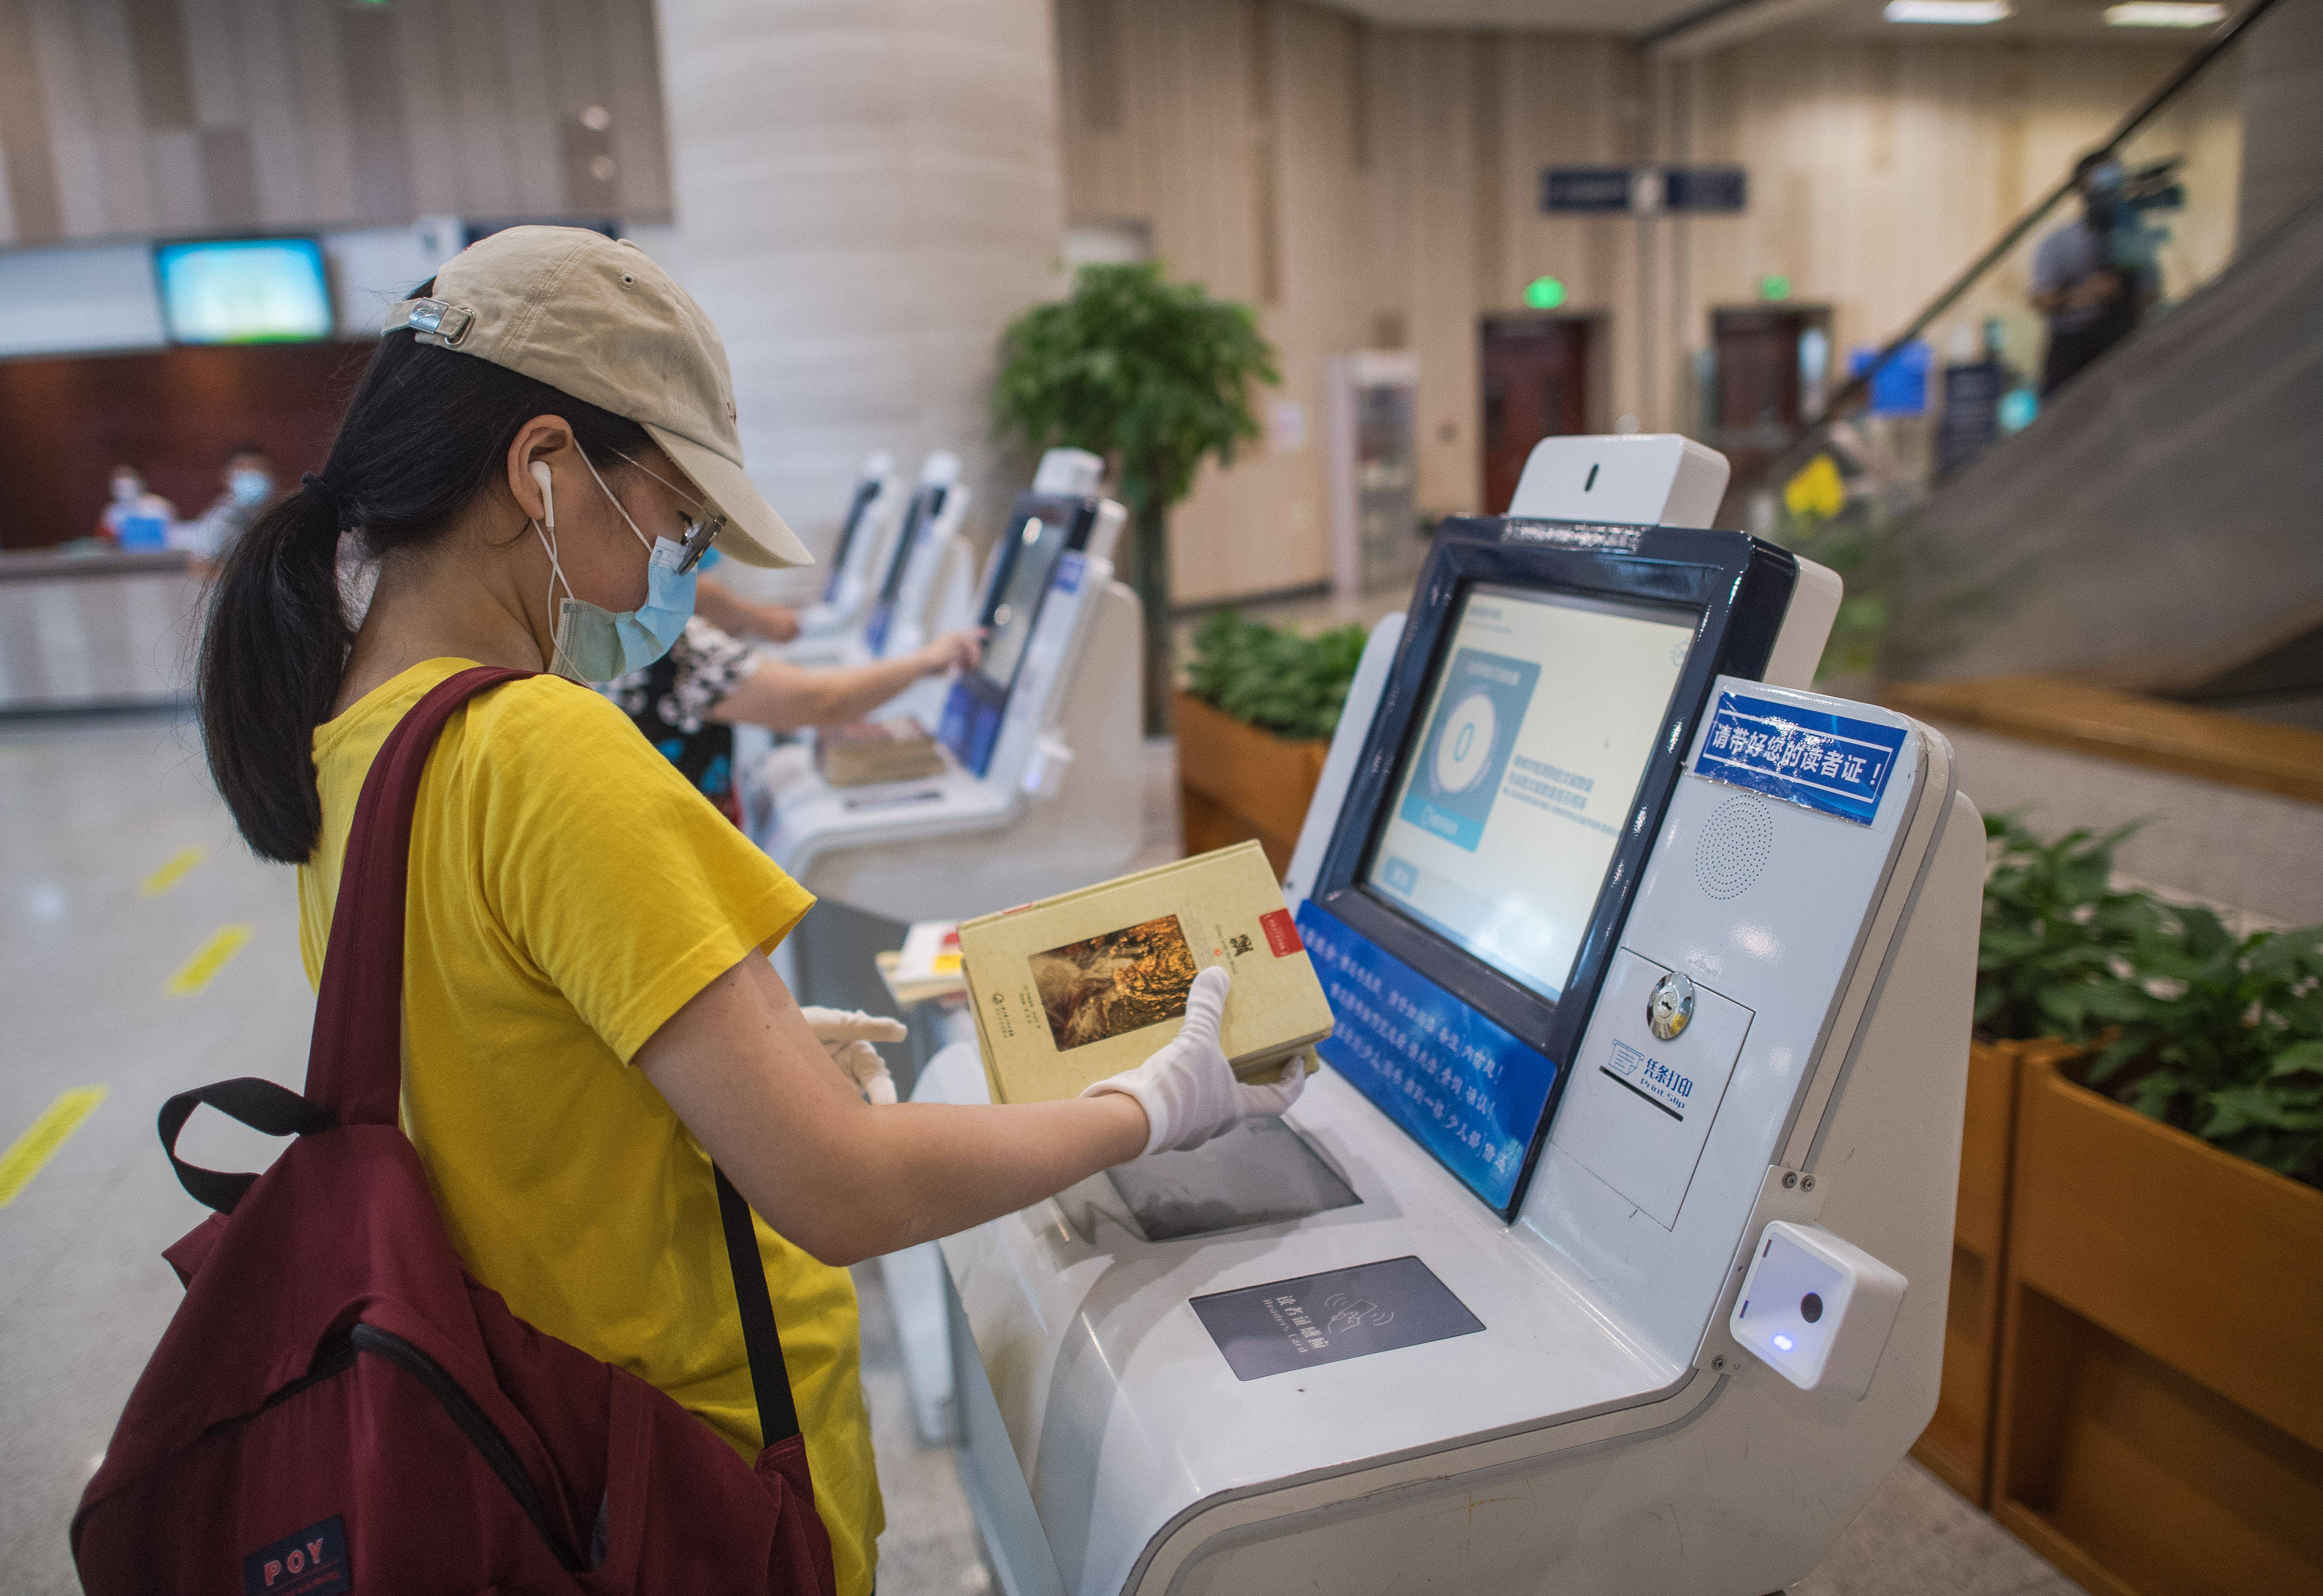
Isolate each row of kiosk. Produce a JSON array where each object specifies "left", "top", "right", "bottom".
[{"left": 740, "top": 435, "right": 1983, "bottom": 1596}]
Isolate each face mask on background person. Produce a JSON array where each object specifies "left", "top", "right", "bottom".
[
  {"left": 228, "top": 469, "right": 272, "bottom": 507},
  {"left": 530, "top": 447, "right": 710, "bottom": 684},
  {"left": 112, "top": 476, "right": 140, "bottom": 504}
]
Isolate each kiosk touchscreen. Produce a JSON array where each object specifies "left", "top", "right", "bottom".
[
  {"left": 818, "top": 455, "right": 901, "bottom": 612},
  {"left": 862, "top": 457, "right": 968, "bottom": 658},
  {"left": 939, "top": 490, "right": 1122, "bottom": 776},
  {"left": 923, "top": 449, "right": 1985, "bottom": 1596}
]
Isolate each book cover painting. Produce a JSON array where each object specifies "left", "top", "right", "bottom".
[{"left": 1031, "top": 914, "right": 1199, "bottom": 1051}]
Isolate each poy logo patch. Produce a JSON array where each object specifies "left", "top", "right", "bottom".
[{"left": 242, "top": 1515, "right": 349, "bottom": 1596}]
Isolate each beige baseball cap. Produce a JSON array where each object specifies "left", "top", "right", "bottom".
[{"left": 382, "top": 226, "right": 811, "bottom": 569}]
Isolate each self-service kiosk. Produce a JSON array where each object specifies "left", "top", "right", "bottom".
[
  {"left": 861, "top": 451, "right": 976, "bottom": 662},
  {"left": 783, "top": 451, "right": 977, "bottom": 671},
  {"left": 917, "top": 435, "right": 1982, "bottom": 1596},
  {"left": 789, "top": 451, "right": 906, "bottom": 646},
  {"left": 749, "top": 475, "right": 1144, "bottom": 924}
]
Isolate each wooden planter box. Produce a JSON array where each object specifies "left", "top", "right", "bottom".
[
  {"left": 1990, "top": 1052, "right": 2323, "bottom": 1595},
  {"left": 1174, "top": 691, "right": 1328, "bottom": 879},
  {"left": 1914, "top": 1036, "right": 2075, "bottom": 1504}
]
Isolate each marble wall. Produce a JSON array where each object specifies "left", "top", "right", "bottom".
[{"left": 648, "top": 0, "right": 1069, "bottom": 603}]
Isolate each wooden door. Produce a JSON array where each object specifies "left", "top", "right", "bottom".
[
  {"left": 1712, "top": 309, "right": 1812, "bottom": 432},
  {"left": 1480, "top": 317, "right": 1591, "bottom": 515}
]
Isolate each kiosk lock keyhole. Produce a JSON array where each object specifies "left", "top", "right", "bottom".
[{"left": 1647, "top": 972, "right": 1695, "bottom": 1041}]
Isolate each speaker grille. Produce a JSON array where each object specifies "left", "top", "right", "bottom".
[{"left": 1694, "top": 795, "right": 1775, "bottom": 901}]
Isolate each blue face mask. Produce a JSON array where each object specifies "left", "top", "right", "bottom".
[
  {"left": 228, "top": 468, "right": 272, "bottom": 506},
  {"left": 533, "top": 449, "right": 700, "bottom": 683}
]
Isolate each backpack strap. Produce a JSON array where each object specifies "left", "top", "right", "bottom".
[
  {"left": 305, "top": 666, "right": 531, "bottom": 1127},
  {"left": 716, "top": 1169, "right": 806, "bottom": 1447},
  {"left": 306, "top": 665, "right": 804, "bottom": 1450}
]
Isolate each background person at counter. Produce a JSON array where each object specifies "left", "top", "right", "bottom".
[
  {"left": 94, "top": 465, "right": 176, "bottom": 550},
  {"left": 182, "top": 443, "right": 279, "bottom": 566}
]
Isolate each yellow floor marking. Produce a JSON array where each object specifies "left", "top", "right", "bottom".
[
  {"left": 166, "top": 922, "right": 253, "bottom": 996},
  {"left": 0, "top": 1087, "right": 110, "bottom": 1208},
  {"left": 139, "top": 845, "right": 208, "bottom": 897}
]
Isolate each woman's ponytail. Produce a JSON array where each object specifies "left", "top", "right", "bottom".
[
  {"left": 196, "top": 279, "right": 648, "bottom": 865},
  {"left": 198, "top": 474, "right": 352, "bottom": 863}
]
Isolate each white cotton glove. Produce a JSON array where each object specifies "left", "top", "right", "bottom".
[
  {"left": 799, "top": 1006, "right": 908, "bottom": 1105},
  {"left": 1079, "top": 966, "right": 1306, "bottom": 1156}
]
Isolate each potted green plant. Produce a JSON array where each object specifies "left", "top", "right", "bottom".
[
  {"left": 991, "top": 261, "right": 1280, "bottom": 733},
  {"left": 1176, "top": 611, "right": 1366, "bottom": 877},
  {"left": 1916, "top": 813, "right": 2164, "bottom": 1503},
  {"left": 1981, "top": 869, "right": 2323, "bottom": 1592}
]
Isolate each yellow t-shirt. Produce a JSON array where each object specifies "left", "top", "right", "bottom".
[{"left": 297, "top": 658, "right": 883, "bottom": 1595}]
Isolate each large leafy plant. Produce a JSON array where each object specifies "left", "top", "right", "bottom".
[
  {"left": 2080, "top": 909, "right": 2323, "bottom": 1188},
  {"left": 1975, "top": 812, "right": 2162, "bottom": 1041},
  {"left": 1184, "top": 611, "right": 1367, "bottom": 742},
  {"left": 992, "top": 262, "right": 1279, "bottom": 733},
  {"left": 1975, "top": 812, "right": 2323, "bottom": 1189}
]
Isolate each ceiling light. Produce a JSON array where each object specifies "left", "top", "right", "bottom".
[
  {"left": 1884, "top": 0, "right": 2011, "bottom": 21},
  {"left": 2105, "top": 1, "right": 2225, "bottom": 25}
]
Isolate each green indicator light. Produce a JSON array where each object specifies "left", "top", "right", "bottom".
[
  {"left": 1524, "top": 276, "right": 1567, "bottom": 311},
  {"left": 1760, "top": 273, "right": 1792, "bottom": 302}
]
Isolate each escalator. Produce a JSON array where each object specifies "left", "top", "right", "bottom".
[
  {"left": 1881, "top": 184, "right": 2323, "bottom": 707},
  {"left": 1736, "top": 0, "right": 2323, "bottom": 723}
]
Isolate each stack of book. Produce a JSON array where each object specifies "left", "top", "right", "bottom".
[
  {"left": 814, "top": 717, "right": 945, "bottom": 786},
  {"left": 959, "top": 841, "right": 1334, "bottom": 1104}
]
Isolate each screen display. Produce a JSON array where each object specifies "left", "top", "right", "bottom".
[
  {"left": 978, "top": 512, "right": 1071, "bottom": 691},
  {"left": 879, "top": 488, "right": 938, "bottom": 604},
  {"left": 155, "top": 239, "right": 333, "bottom": 344},
  {"left": 1362, "top": 583, "right": 1697, "bottom": 1003},
  {"left": 821, "top": 477, "right": 881, "bottom": 603}
]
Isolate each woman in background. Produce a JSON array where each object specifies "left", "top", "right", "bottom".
[{"left": 604, "top": 615, "right": 979, "bottom": 821}]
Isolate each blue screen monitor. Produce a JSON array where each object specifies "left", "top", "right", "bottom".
[
  {"left": 862, "top": 483, "right": 945, "bottom": 657},
  {"left": 937, "top": 492, "right": 1101, "bottom": 776},
  {"left": 1299, "top": 518, "right": 1801, "bottom": 1216},
  {"left": 154, "top": 238, "right": 333, "bottom": 344},
  {"left": 821, "top": 475, "right": 885, "bottom": 605}
]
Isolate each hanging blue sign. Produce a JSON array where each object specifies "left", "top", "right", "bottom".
[
  {"left": 1296, "top": 901, "right": 1556, "bottom": 1211},
  {"left": 1663, "top": 165, "right": 1748, "bottom": 212},
  {"left": 1540, "top": 167, "right": 1635, "bottom": 213},
  {"left": 1694, "top": 691, "right": 1907, "bottom": 827}
]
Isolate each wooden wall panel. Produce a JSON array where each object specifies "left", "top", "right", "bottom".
[
  {"left": 0, "top": 0, "right": 672, "bottom": 247},
  {"left": 1055, "top": 3, "right": 2227, "bottom": 607}
]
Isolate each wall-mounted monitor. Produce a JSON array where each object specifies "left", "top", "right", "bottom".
[{"left": 153, "top": 238, "right": 333, "bottom": 345}]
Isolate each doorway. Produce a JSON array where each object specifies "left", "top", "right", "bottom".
[
  {"left": 1706, "top": 305, "right": 1833, "bottom": 441},
  {"left": 1479, "top": 315, "right": 1598, "bottom": 515}
]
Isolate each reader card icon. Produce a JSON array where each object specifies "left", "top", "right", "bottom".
[
  {"left": 1399, "top": 647, "right": 1540, "bottom": 851},
  {"left": 1191, "top": 1256, "right": 1483, "bottom": 1380}
]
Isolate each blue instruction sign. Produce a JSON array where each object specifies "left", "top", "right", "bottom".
[
  {"left": 1297, "top": 901, "right": 1556, "bottom": 1210},
  {"left": 1694, "top": 691, "right": 1906, "bottom": 826}
]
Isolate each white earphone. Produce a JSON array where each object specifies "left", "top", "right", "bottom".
[{"left": 530, "top": 461, "right": 556, "bottom": 530}]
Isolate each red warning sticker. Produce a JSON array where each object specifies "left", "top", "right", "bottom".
[{"left": 1260, "top": 908, "right": 1303, "bottom": 957}]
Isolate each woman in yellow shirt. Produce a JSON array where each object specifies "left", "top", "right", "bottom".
[{"left": 194, "top": 226, "right": 1302, "bottom": 1596}]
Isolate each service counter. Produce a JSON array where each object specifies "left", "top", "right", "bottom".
[{"left": 0, "top": 547, "right": 202, "bottom": 713}]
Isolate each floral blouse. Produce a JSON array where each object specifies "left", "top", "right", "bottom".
[{"left": 603, "top": 617, "right": 760, "bottom": 820}]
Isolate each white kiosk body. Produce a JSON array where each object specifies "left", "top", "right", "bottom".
[
  {"left": 785, "top": 451, "right": 977, "bottom": 672},
  {"left": 921, "top": 438, "right": 1981, "bottom": 1596},
  {"left": 750, "top": 486, "right": 1142, "bottom": 924},
  {"left": 791, "top": 451, "right": 906, "bottom": 644}
]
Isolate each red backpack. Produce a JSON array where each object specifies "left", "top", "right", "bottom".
[{"left": 74, "top": 666, "right": 839, "bottom": 1596}]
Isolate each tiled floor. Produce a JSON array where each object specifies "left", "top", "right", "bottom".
[{"left": 0, "top": 709, "right": 2083, "bottom": 1596}]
